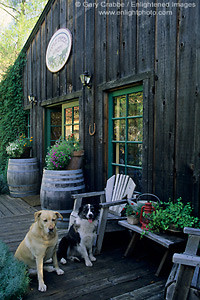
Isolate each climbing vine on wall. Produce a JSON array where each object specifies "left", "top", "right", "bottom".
[{"left": 0, "top": 51, "right": 28, "bottom": 171}]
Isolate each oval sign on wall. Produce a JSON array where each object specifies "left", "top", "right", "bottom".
[{"left": 46, "top": 28, "right": 72, "bottom": 73}]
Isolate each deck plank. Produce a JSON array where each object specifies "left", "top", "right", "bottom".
[{"left": 0, "top": 194, "right": 36, "bottom": 217}]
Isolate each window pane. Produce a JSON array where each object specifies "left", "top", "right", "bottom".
[
  {"left": 51, "top": 111, "right": 62, "bottom": 125},
  {"left": 128, "top": 118, "right": 143, "bottom": 141},
  {"left": 114, "top": 95, "right": 126, "bottom": 118},
  {"left": 64, "top": 125, "right": 72, "bottom": 138},
  {"left": 51, "top": 126, "right": 62, "bottom": 141},
  {"left": 114, "top": 165, "right": 125, "bottom": 175},
  {"left": 127, "top": 144, "right": 142, "bottom": 167},
  {"left": 73, "top": 125, "right": 79, "bottom": 139},
  {"left": 113, "top": 119, "right": 126, "bottom": 141},
  {"left": 128, "top": 92, "right": 143, "bottom": 116},
  {"left": 65, "top": 108, "right": 72, "bottom": 125},
  {"left": 74, "top": 106, "right": 79, "bottom": 123},
  {"left": 127, "top": 168, "right": 142, "bottom": 192},
  {"left": 113, "top": 143, "right": 125, "bottom": 165}
]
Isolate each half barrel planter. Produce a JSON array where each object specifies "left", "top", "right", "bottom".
[
  {"left": 40, "top": 168, "right": 85, "bottom": 228},
  {"left": 7, "top": 158, "right": 40, "bottom": 197}
]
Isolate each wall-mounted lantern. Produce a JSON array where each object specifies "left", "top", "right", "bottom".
[
  {"left": 28, "top": 95, "right": 37, "bottom": 105},
  {"left": 80, "top": 71, "right": 91, "bottom": 88}
]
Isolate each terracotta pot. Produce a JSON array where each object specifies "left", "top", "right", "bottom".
[
  {"left": 66, "top": 150, "right": 84, "bottom": 170},
  {"left": 127, "top": 215, "right": 139, "bottom": 225}
]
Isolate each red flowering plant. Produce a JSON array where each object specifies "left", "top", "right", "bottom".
[
  {"left": 45, "top": 134, "right": 80, "bottom": 170},
  {"left": 121, "top": 201, "right": 142, "bottom": 218}
]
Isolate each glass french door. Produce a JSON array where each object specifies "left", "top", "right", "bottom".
[
  {"left": 108, "top": 86, "right": 143, "bottom": 191},
  {"left": 45, "top": 108, "right": 62, "bottom": 150}
]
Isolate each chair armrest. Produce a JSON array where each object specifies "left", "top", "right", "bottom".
[
  {"left": 184, "top": 227, "right": 200, "bottom": 236},
  {"left": 173, "top": 253, "right": 200, "bottom": 267},
  {"left": 99, "top": 199, "right": 127, "bottom": 209},
  {"left": 71, "top": 191, "right": 105, "bottom": 199}
]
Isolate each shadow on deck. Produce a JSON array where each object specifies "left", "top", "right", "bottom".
[{"left": 0, "top": 194, "right": 169, "bottom": 299}]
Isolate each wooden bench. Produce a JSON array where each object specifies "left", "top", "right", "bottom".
[{"left": 118, "top": 220, "right": 186, "bottom": 276}]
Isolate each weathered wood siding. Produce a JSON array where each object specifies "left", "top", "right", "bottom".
[{"left": 22, "top": 0, "right": 200, "bottom": 214}]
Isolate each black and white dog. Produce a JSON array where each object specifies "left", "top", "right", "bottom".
[{"left": 57, "top": 204, "right": 100, "bottom": 267}]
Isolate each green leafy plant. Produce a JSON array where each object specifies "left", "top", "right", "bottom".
[
  {"left": 45, "top": 134, "right": 80, "bottom": 170},
  {"left": 6, "top": 134, "right": 33, "bottom": 158},
  {"left": 0, "top": 51, "right": 28, "bottom": 169},
  {"left": 146, "top": 197, "right": 200, "bottom": 232},
  {"left": 0, "top": 240, "right": 30, "bottom": 299}
]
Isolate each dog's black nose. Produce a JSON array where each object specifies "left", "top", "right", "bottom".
[
  {"left": 88, "top": 213, "right": 93, "bottom": 219},
  {"left": 49, "top": 228, "right": 54, "bottom": 232}
]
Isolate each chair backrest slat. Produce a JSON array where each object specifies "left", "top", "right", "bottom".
[
  {"left": 124, "top": 177, "right": 136, "bottom": 199},
  {"left": 105, "top": 175, "right": 115, "bottom": 202},
  {"left": 112, "top": 174, "right": 124, "bottom": 201},
  {"left": 111, "top": 174, "right": 120, "bottom": 201}
]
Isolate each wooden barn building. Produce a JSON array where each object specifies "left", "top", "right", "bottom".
[{"left": 21, "top": 0, "right": 200, "bottom": 214}]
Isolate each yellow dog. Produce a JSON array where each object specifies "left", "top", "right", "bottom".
[{"left": 15, "top": 210, "right": 64, "bottom": 292}]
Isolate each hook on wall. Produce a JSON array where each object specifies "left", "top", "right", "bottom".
[{"left": 89, "top": 123, "right": 96, "bottom": 136}]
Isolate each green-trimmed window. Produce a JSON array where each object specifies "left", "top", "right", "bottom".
[
  {"left": 62, "top": 100, "right": 79, "bottom": 139},
  {"left": 108, "top": 86, "right": 143, "bottom": 191}
]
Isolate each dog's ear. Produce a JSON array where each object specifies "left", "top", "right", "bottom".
[
  {"left": 55, "top": 212, "right": 63, "bottom": 220},
  {"left": 34, "top": 210, "right": 42, "bottom": 222}
]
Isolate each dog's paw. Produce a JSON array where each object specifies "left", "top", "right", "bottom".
[
  {"left": 90, "top": 255, "right": 96, "bottom": 262},
  {"left": 85, "top": 260, "right": 93, "bottom": 267},
  {"left": 44, "top": 265, "right": 55, "bottom": 272},
  {"left": 38, "top": 283, "right": 47, "bottom": 292},
  {"left": 60, "top": 258, "right": 67, "bottom": 264},
  {"left": 45, "top": 258, "right": 53, "bottom": 264},
  {"left": 56, "top": 268, "right": 64, "bottom": 275}
]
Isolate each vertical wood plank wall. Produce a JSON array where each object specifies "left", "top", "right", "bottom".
[{"left": 22, "top": 0, "right": 200, "bottom": 214}]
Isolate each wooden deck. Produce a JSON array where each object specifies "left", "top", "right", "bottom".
[{"left": 0, "top": 195, "right": 169, "bottom": 299}]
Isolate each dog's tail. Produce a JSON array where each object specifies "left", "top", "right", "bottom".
[{"left": 57, "top": 236, "right": 69, "bottom": 261}]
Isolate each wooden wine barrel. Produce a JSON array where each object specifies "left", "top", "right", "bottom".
[
  {"left": 40, "top": 169, "right": 85, "bottom": 227},
  {"left": 7, "top": 158, "right": 40, "bottom": 197}
]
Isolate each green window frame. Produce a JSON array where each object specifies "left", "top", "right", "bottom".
[
  {"left": 62, "top": 100, "right": 79, "bottom": 139},
  {"left": 108, "top": 85, "right": 143, "bottom": 191}
]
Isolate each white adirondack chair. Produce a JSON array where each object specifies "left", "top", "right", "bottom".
[{"left": 69, "top": 174, "right": 137, "bottom": 254}]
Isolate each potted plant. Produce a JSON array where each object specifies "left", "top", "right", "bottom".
[
  {"left": 121, "top": 202, "right": 143, "bottom": 225},
  {"left": 41, "top": 135, "right": 85, "bottom": 224},
  {"left": 146, "top": 197, "right": 200, "bottom": 233},
  {"left": 45, "top": 134, "right": 84, "bottom": 170},
  {"left": 6, "top": 134, "right": 33, "bottom": 158}
]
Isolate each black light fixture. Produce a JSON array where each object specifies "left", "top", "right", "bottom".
[
  {"left": 80, "top": 71, "right": 91, "bottom": 88},
  {"left": 28, "top": 95, "right": 37, "bottom": 105}
]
